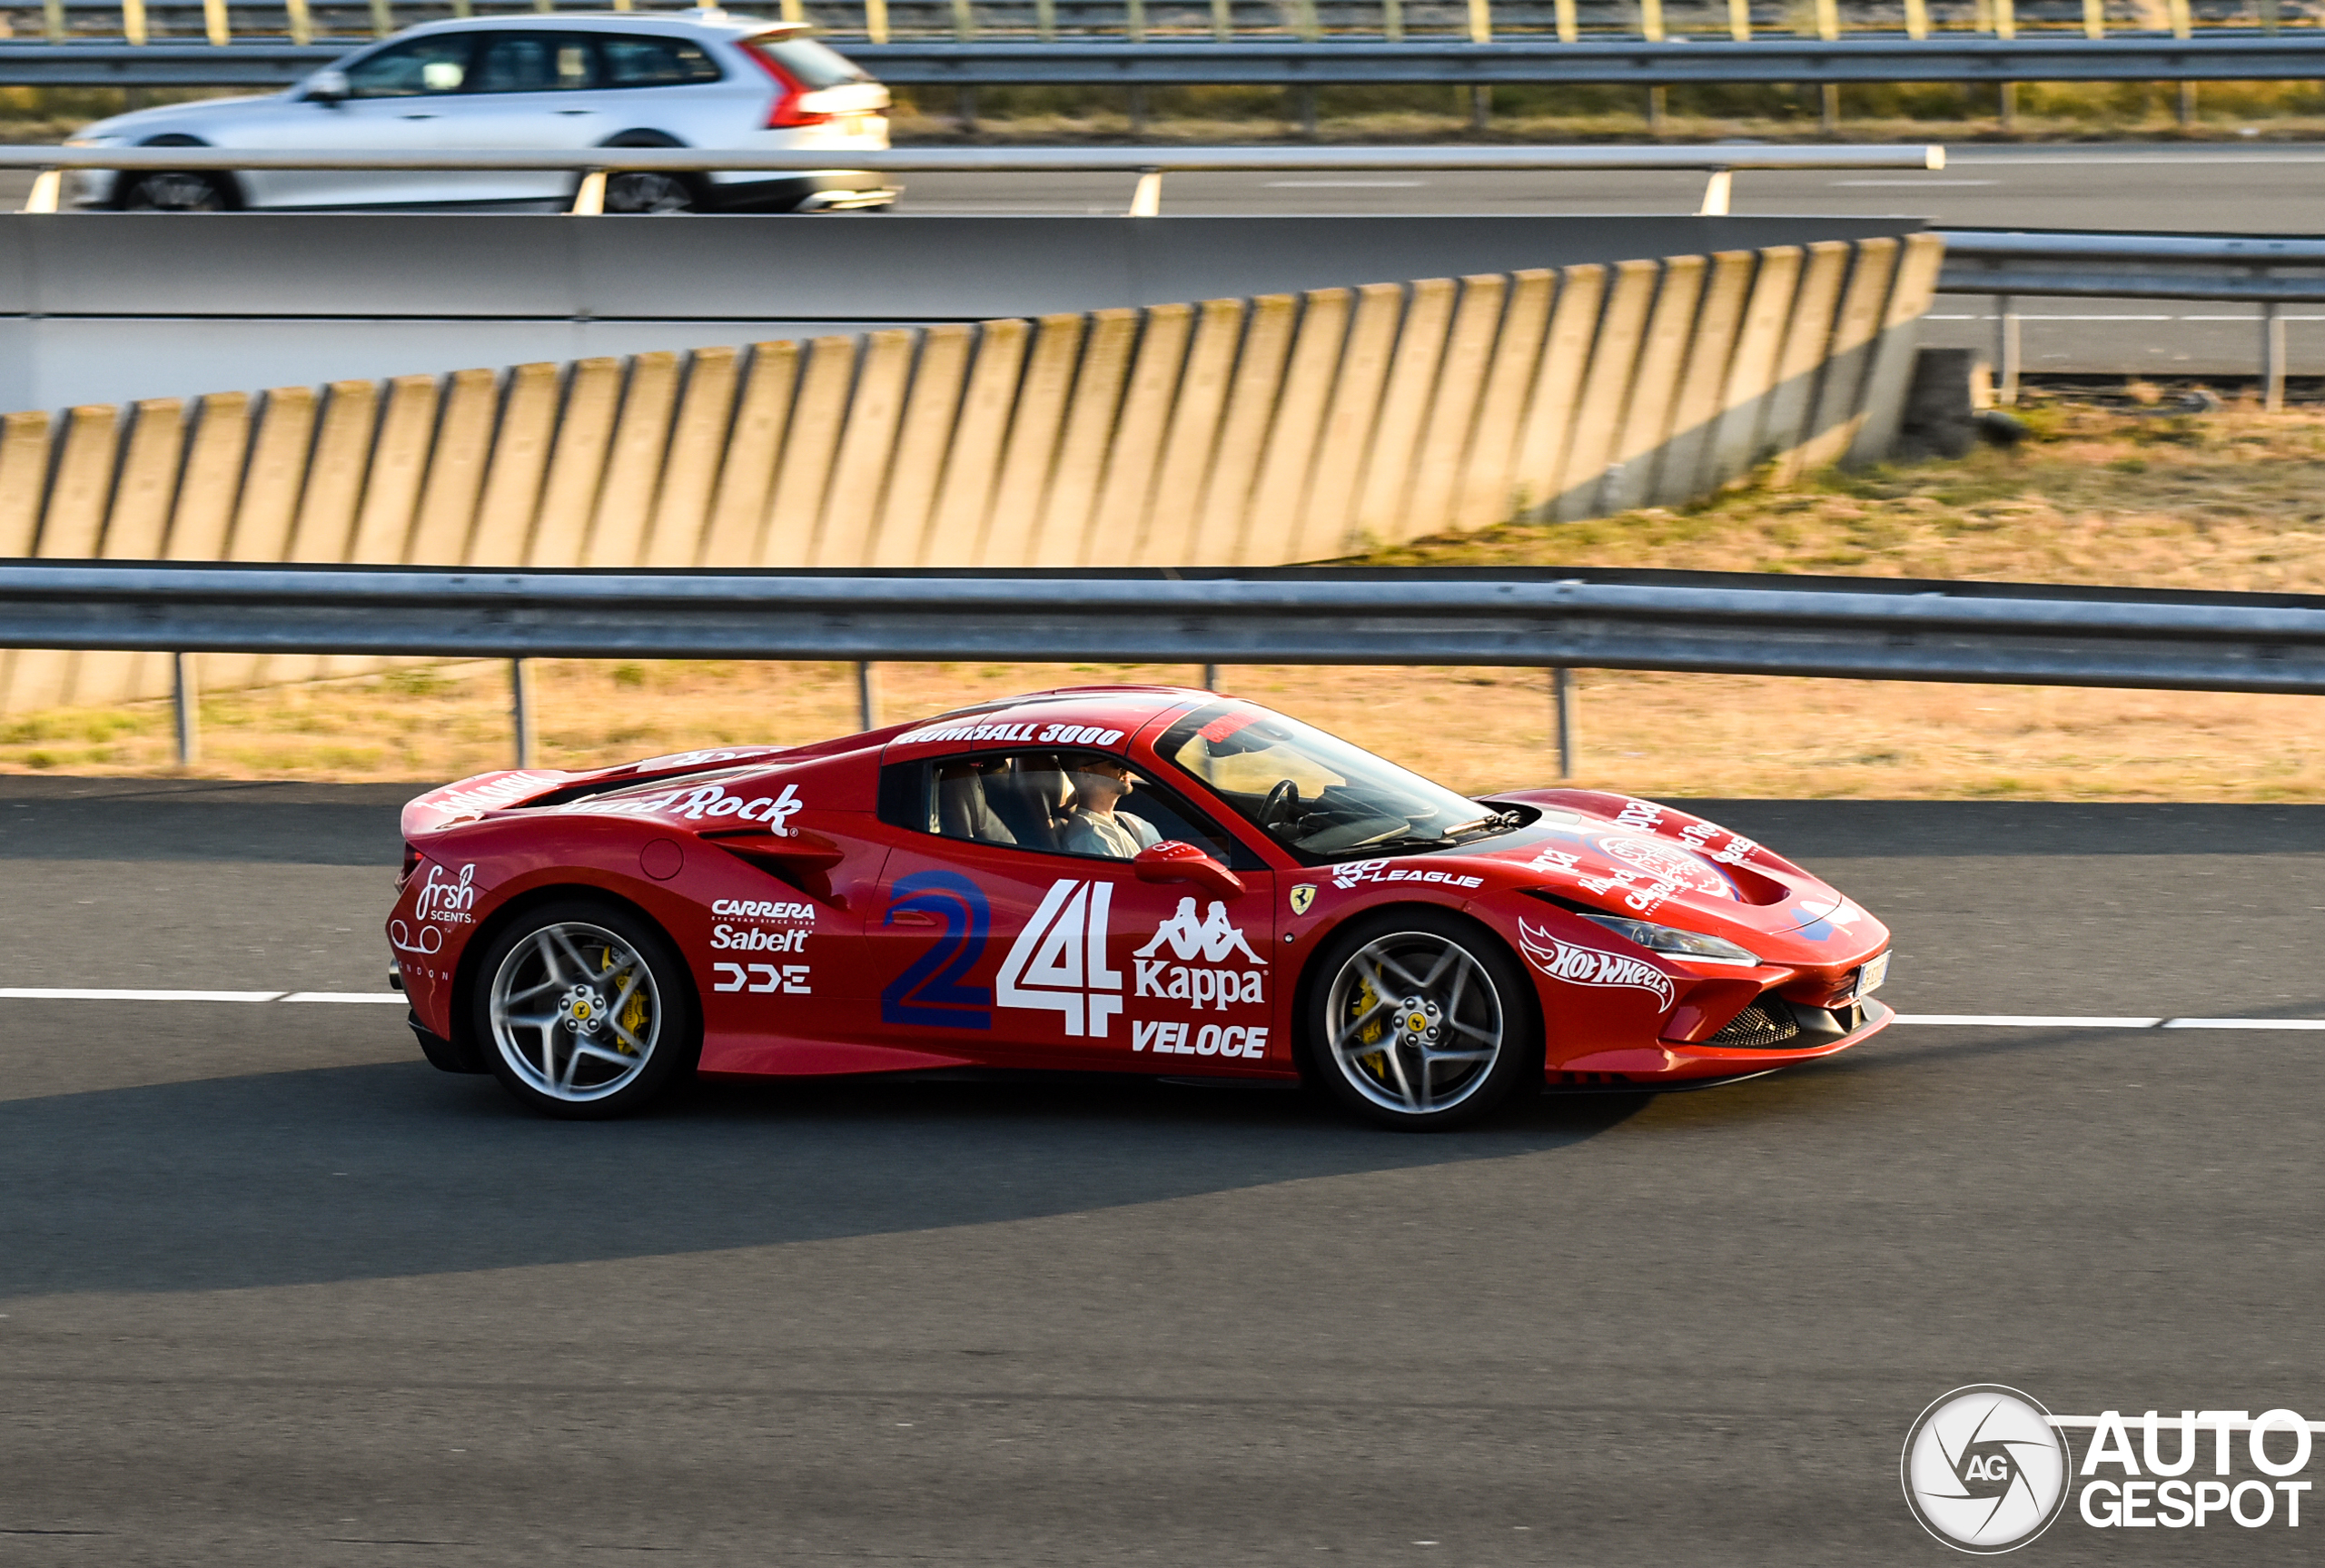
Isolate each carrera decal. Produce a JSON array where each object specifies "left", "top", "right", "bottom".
[
  {"left": 879, "top": 871, "right": 994, "bottom": 1030},
  {"left": 711, "top": 899, "right": 816, "bottom": 924},
  {"left": 1517, "top": 921, "right": 1676, "bottom": 1011},
  {"left": 996, "top": 878, "right": 1123, "bottom": 1039}
]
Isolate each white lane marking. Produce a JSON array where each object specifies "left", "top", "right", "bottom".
[
  {"left": 0, "top": 987, "right": 285, "bottom": 1002},
  {"left": 1265, "top": 179, "right": 1428, "bottom": 187},
  {"left": 0, "top": 988, "right": 401, "bottom": 1004},
  {"left": 1951, "top": 152, "right": 2325, "bottom": 164},
  {"left": 1894, "top": 1014, "right": 2164, "bottom": 1028},
  {"left": 2164, "top": 1017, "right": 2325, "bottom": 1031},
  {"left": 1829, "top": 178, "right": 1996, "bottom": 186}
]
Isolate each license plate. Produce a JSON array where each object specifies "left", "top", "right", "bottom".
[{"left": 1856, "top": 952, "right": 1891, "bottom": 1000}]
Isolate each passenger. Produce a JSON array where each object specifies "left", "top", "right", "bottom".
[{"left": 1061, "top": 756, "right": 1162, "bottom": 859}]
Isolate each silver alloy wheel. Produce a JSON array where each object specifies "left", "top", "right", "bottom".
[
  {"left": 604, "top": 173, "right": 693, "bottom": 213},
  {"left": 488, "top": 921, "right": 661, "bottom": 1103},
  {"left": 1323, "top": 930, "right": 1505, "bottom": 1116},
  {"left": 124, "top": 173, "right": 224, "bottom": 211}
]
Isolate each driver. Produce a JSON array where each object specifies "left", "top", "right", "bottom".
[{"left": 1061, "top": 755, "right": 1162, "bottom": 859}]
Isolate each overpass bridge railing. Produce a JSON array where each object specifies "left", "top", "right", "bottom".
[{"left": 0, "top": 139, "right": 1946, "bottom": 215}]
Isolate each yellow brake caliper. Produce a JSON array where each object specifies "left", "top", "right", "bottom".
[
  {"left": 1350, "top": 976, "right": 1390, "bottom": 1082},
  {"left": 600, "top": 946, "right": 648, "bottom": 1056}
]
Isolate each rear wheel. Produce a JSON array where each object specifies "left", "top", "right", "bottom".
[
  {"left": 471, "top": 899, "right": 698, "bottom": 1119},
  {"left": 603, "top": 171, "right": 695, "bottom": 213},
  {"left": 1303, "top": 909, "right": 1538, "bottom": 1130},
  {"left": 118, "top": 171, "right": 231, "bottom": 212}
]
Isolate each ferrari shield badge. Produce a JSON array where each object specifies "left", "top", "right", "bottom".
[{"left": 1289, "top": 884, "right": 1316, "bottom": 916}]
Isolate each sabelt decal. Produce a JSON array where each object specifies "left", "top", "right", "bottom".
[
  {"left": 1517, "top": 921, "right": 1676, "bottom": 1011},
  {"left": 710, "top": 925, "right": 808, "bottom": 953},
  {"left": 997, "top": 878, "right": 1123, "bottom": 1038}
]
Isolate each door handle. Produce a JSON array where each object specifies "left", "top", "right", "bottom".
[
  {"left": 885, "top": 909, "right": 939, "bottom": 928},
  {"left": 401, "top": 112, "right": 439, "bottom": 119},
  {"left": 555, "top": 108, "right": 595, "bottom": 115}
]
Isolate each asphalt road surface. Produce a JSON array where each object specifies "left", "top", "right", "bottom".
[
  {"left": 2, "top": 142, "right": 2322, "bottom": 374},
  {"left": 3, "top": 774, "right": 2323, "bottom": 1564}
]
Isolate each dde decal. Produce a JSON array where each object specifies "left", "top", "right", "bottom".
[{"left": 713, "top": 962, "right": 811, "bottom": 995}]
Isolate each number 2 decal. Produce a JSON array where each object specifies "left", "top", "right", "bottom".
[{"left": 880, "top": 870, "right": 994, "bottom": 1029}]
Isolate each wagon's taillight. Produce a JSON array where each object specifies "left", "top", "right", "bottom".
[{"left": 744, "top": 45, "right": 836, "bottom": 128}]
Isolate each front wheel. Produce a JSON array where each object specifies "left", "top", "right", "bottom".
[
  {"left": 1302, "top": 909, "right": 1538, "bottom": 1130},
  {"left": 471, "top": 899, "right": 699, "bottom": 1119},
  {"left": 117, "top": 171, "right": 232, "bottom": 212}
]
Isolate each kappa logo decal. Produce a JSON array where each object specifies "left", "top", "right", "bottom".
[
  {"left": 997, "top": 878, "right": 1123, "bottom": 1039},
  {"left": 1517, "top": 921, "right": 1676, "bottom": 1011},
  {"left": 1132, "top": 896, "right": 1268, "bottom": 1011}
]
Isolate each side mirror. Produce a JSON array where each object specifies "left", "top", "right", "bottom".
[
  {"left": 303, "top": 69, "right": 351, "bottom": 104},
  {"left": 1133, "top": 839, "right": 1244, "bottom": 900}
]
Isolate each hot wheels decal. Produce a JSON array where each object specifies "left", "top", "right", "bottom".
[
  {"left": 1517, "top": 921, "right": 1676, "bottom": 1011},
  {"left": 879, "top": 871, "right": 994, "bottom": 1030}
]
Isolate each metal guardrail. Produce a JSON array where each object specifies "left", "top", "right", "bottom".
[
  {"left": 7, "top": 34, "right": 2325, "bottom": 86},
  {"left": 1934, "top": 228, "right": 2325, "bottom": 409},
  {"left": 8, "top": 561, "right": 2317, "bottom": 764},
  {"left": 3, "top": 140, "right": 1946, "bottom": 214},
  {"left": 3, "top": 562, "right": 2320, "bottom": 685}
]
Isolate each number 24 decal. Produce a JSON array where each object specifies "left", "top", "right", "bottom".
[{"left": 879, "top": 870, "right": 994, "bottom": 1029}]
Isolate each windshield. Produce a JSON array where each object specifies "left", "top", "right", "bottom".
[{"left": 1157, "top": 703, "right": 1513, "bottom": 860}]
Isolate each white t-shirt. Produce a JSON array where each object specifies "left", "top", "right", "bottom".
[{"left": 1063, "top": 808, "right": 1161, "bottom": 860}]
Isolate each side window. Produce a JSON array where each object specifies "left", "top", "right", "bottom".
[
  {"left": 471, "top": 32, "right": 600, "bottom": 94},
  {"left": 599, "top": 35, "right": 725, "bottom": 87},
  {"left": 344, "top": 35, "right": 476, "bottom": 97},
  {"left": 885, "top": 751, "right": 1255, "bottom": 868}
]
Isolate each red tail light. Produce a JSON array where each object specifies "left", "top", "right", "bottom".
[
  {"left": 743, "top": 44, "right": 835, "bottom": 128},
  {"left": 401, "top": 842, "right": 421, "bottom": 882}
]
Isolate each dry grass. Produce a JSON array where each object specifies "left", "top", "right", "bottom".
[{"left": 4, "top": 390, "right": 2322, "bottom": 800}]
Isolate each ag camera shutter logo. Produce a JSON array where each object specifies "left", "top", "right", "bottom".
[{"left": 1903, "top": 1386, "right": 2072, "bottom": 1553}]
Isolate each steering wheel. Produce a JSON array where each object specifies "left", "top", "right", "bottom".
[{"left": 1260, "top": 778, "right": 1301, "bottom": 834}]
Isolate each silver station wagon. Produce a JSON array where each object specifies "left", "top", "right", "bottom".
[{"left": 69, "top": 10, "right": 895, "bottom": 213}]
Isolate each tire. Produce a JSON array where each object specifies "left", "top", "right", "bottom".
[
  {"left": 117, "top": 171, "right": 232, "bottom": 212},
  {"left": 602, "top": 171, "right": 695, "bottom": 214},
  {"left": 1301, "top": 908, "right": 1539, "bottom": 1130},
  {"left": 470, "top": 898, "right": 699, "bottom": 1119}
]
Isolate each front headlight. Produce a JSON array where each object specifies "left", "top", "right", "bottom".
[{"left": 1581, "top": 912, "right": 1760, "bottom": 966}]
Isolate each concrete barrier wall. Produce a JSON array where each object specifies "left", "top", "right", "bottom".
[{"left": 0, "top": 231, "right": 1942, "bottom": 715}]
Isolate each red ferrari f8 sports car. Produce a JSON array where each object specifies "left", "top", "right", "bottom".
[{"left": 388, "top": 687, "right": 1894, "bottom": 1129}]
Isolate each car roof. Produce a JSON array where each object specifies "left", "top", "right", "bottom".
[{"left": 391, "top": 9, "right": 806, "bottom": 38}]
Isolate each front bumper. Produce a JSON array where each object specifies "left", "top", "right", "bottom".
[{"left": 1549, "top": 997, "right": 1895, "bottom": 1090}]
